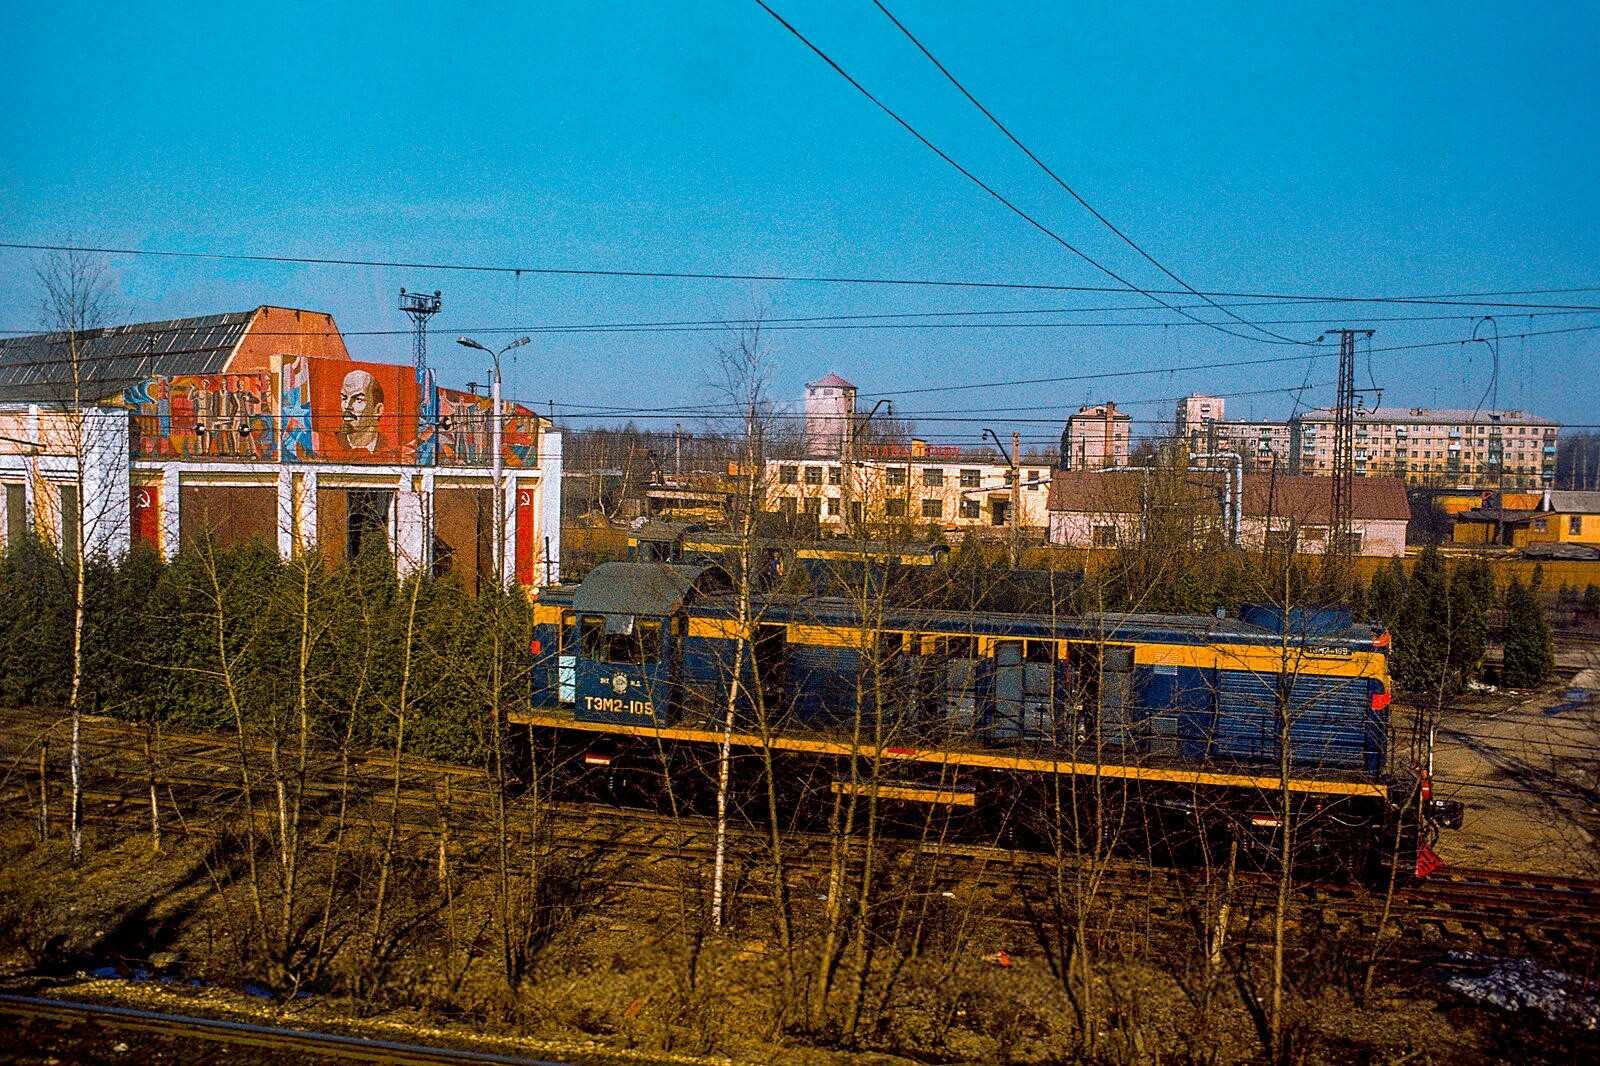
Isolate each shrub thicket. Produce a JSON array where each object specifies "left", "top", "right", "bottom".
[{"left": 0, "top": 536, "right": 529, "bottom": 763}]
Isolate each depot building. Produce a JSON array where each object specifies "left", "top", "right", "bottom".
[{"left": 0, "top": 306, "right": 563, "bottom": 589}]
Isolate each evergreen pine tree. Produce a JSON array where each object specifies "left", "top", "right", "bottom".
[
  {"left": 1397, "top": 545, "right": 1450, "bottom": 692},
  {"left": 1447, "top": 566, "right": 1488, "bottom": 686},
  {"left": 1366, "top": 558, "right": 1405, "bottom": 630},
  {"left": 1584, "top": 582, "right": 1600, "bottom": 620},
  {"left": 1501, "top": 576, "right": 1556, "bottom": 687}
]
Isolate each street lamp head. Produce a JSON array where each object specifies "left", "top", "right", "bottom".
[
  {"left": 457, "top": 336, "right": 490, "bottom": 354},
  {"left": 505, "top": 336, "right": 531, "bottom": 352}
]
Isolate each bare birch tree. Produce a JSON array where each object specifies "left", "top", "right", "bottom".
[{"left": 37, "top": 248, "right": 113, "bottom": 866}]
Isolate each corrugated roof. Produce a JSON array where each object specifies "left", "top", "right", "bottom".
[
  {"left": 0, "top": 311, "right": 254, "bottom": 403},
  {"left": 1545, "top": 490, "right": 1600, "bottom": 514}
]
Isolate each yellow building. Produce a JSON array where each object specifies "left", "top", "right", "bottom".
[{"left": 1524, "top": 491, "right": 1600, "bottom": 546}]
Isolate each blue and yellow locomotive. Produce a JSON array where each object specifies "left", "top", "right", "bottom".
[{"left": 521, "top": 561, "right": 1459, "bottom": 867}]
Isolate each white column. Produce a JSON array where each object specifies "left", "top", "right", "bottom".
[
  {"left": 394, "top": 472, "right": 427, "bottom": 578},
  {"left": 500, "top": 476, "right": 518, "bottom": 590},
  {"left": 276, "top": 467, "right": 295, "bottom": 561},
  {"left": 540, "top": 429, "right": 562, "bottom": 585},
  {"left": 81, "top": 407, "right": 131, "bottom": 560},
  {"left": 299, "top": 470, "right": 319, "bottom": 554},
  {"left": 160, "top": 466, "right": 180, "bottom": 560}
]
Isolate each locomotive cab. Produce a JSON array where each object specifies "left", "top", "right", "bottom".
[{"left": 568, "top": 562, "right": 724, "bottom": 727}]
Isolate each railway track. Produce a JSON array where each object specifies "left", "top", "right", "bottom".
[
  {"left": 0, "top": 994, "right": 575, "bottom": 1065},
  {"left": 2, "top": 707, "right": 1597, "bottom": 959}
]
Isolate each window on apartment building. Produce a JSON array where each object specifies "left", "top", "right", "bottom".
[
  {"left": 959, "top": 499, "right": 980, "bottom": 519},
  {"left": 779, "top": 497, "right": 797, "bottom": 517},
  {"left": 1027, "top": 469, "right": 1041, "bottom": 489},
  {"left": 885, "top": 498, "right": 907, "bottom": 517},
  {"left": 1004, "top": 469, "right": 1016, "bottom": 485},
  {"left": 1092, "top": 525, "right": 1117, "bottom": 548},
  {"left": 1571, "top": 515, "right": 1584, "bottom": 536},
  {"left": 922, "top": 498, "right": 943, "bottom": 519},
  {"left": 922, "top": 467, "right": 944, "bottom": 486},
  {"left": 960, "top": 468, "right": 980, "bottom": 488},
  {"left": 803, "top": 497, "right": 821, "bottom": 516},
  {"left": 803, "top": 465, "right": 822, "bottom": 484},
  {"left": 828, "top": 466, "right": 842, "bottom": 485},
  {"left": 826, "top": 498, "right": 840, "bottom": 517},
  {"left": 779, "top": 465, "right": 798, "bottom": 484},
  {"left": 887, "top": 466, "right": 907, "bottom": 486}
]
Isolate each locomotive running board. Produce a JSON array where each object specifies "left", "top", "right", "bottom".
[
  {"left": 511, "top": 708, "right": 1386, "bottom": 799},
  {"left": 831, "top": 780, "right": 977, "bottom": 806}
]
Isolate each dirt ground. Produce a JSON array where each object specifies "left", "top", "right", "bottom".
[
  {"left": 0, "top": 814, "right": 1596, "bottom": 1065},
  {"left": 1431, "top": 656, "right": 1600, "bottom": 876}
]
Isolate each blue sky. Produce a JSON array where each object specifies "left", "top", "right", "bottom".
[{"left": 3, "top": 1, "right": 1597, "bottom": 447}]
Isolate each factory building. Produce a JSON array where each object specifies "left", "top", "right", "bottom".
[{"left": 0, "top": 306, "right": 562, "bottom": 589}]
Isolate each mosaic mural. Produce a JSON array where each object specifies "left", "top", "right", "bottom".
[
  {"left": 123, "top": 372, "right": 278, "bottom": 460},
  {"left": 123, "top": 359, "right": 534, "bottom": 467}
]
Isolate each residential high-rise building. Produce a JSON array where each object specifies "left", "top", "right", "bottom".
[
  {"left": 1060, "top": 402, "right": 1131, "bottom": 470},
  {"left": 1290, "top": 407, "right": 1558, "bottom": 489},
  {"left": 1213, "top": 420, "right": 1292, "bottom": 471},
  {"left": 1176, "top": 394, "right": 1225, "bottom": 451}
]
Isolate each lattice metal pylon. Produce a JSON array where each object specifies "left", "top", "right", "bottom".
[
  {"left": 1325, "top": 328, "right": 1373, "bottom": 587},
  {"left": 400, "top": 289, "right": 442, "bottom": 374}
]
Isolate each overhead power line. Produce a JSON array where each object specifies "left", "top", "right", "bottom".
[
  {"left": 4, "top": 241, "right": 1600, "bottom": 311},
  {"left": 751, "top": 1, "right": 1316, "bottom": 347},
  {"left": 868, "top": 0, "right": 1298, "bottom": 345}
]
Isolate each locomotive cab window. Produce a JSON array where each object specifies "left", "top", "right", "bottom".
[
  {"left": 580, "top": 615, "right": 664, "bottom": 665},
  {"left": 580, "top": 615, "right": 605, "bottom": 660}
]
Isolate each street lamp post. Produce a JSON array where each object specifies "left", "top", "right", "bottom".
[{"left": 458, "top": 335, "right": 530, "bottom": 586}]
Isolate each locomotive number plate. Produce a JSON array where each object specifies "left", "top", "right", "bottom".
[{"left": 584, "top": 696, "right": 656, "bottom": 717}]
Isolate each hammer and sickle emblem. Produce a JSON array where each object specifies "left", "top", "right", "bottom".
[{"left": 135, "top": 490, "right": 152, "bottom": 509}]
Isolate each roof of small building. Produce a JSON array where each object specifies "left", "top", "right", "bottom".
[
  {"left": 1047, "top": 470, "right": 1411, "bottom": 523},
  {"left": 0, "top": 310, "right": 254, "bottom": 403},
  {"left": 1544, "top": 490, "right": 1600, "bottom": 514},
  {"left": 808, "top": 372, "right": 855, "bottom": 390},
  {"left": 1046, "top": 469, "right": 1225, "bottom": 514},
  {"left": 1453, "top": 507, "right": 1536, "bottom": 525},
  {"left": 1239, "top": 475, "right": 1411, "bottom": 522}
]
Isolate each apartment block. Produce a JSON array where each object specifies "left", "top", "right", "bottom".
[
  {"left": 1060, "top": 402, "right": 1131, "bottom": 470},
  {"left": 1290, "top": 407, "right": 1557, "bottom": 490},
  {"left": 1213, "top": 420, "right": 1292, "bottom": 472}
]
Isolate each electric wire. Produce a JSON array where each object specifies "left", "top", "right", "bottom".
[
  {"left": 869, "top": 0, "right": 1302, "bottom": 345},
  {"left": 751, "top": 1, "right": 1319, "bottom": 346},
  {"left": 5, "top": 241, "right": 1600, "bottom": 311}
]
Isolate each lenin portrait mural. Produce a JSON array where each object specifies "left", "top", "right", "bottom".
[{"left": 297, "top": 358, "right": 420, "bottom": 462}]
